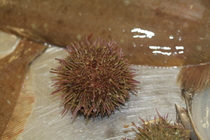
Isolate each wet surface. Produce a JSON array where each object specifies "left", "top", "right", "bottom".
[
  {"left": 1, "top": 0, "right": 210, "bottom": 139},
  {"left": 0, "top": 0, "right": 210, "bottom": 66},
  {"left": 0, "top": 31, "right": 187, "bottom": 140},
  {"left": 0, "top": 32, "right": 46, "bottom": 139},
  {"left": 17, "top": 44, "right": 185, "bottom": 140}
]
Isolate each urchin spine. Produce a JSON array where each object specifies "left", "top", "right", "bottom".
[{"left": 51, "top": 39, "right": 139, "bottom": 118}]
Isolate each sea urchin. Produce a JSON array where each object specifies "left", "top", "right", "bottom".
[
  {"left": 50, "top": 38, "right": 139, "bottom": 118},
  {"left": 124, "top": 111, "right": 190, "bottom": 140}
]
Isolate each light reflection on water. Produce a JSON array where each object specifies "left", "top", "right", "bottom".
[
  {"left": 131, "top": 28, "right": 155, "bottom": 39},
  {"left": 148, "top": 45, "right": 185, "bottom": 56}
]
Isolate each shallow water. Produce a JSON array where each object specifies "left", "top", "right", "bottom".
[
  {"left": 19, "top": 45, "right": 185, "bottom": 140},
  {"left": 1, "top": 0, "right": 210, "bottom": 137},
  {"left": 0, "top": 31, "right": 187, "bottom": 139}
]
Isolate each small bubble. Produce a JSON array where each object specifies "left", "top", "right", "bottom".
[
  {"left": 120, "top": 39, "right": 125, "bottom": 43},
  {"left": 197, "top": 46, "right": 202, "bottom": 51},
  {"left": 169, "top": 35, "right": 174, "bottom": 39},
  {"left": 31, "top": 23, "right": 36, "bottom": 29},
  {"left": 7, "top": 100, "right": 11, "bottom": 104},
  {"left": 78, "top": 12, "right": 82, "bottom": 16},
  {"left": 124, "top": 0, "right": 130, "bottom": 5},
  {"left": 77, "top": 34, "right": 82, "bottom": 40}
]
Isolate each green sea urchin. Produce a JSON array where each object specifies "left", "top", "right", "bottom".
[
  {"left": 50, "top": 38, "right": 139, "bottom": 118},
  {"left": 124, "top": 112, "right": 190, "bottom": 140}
]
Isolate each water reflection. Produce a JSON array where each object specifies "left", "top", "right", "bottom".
[
  {"left": 149, "top": 46, "right": 171, "bottom": 50},
  {"left": 175, "top": 46, "right": 184, "bottom": 50},
  {"left": 148, "top": 45, "right": 185, "bottom": 56},
  {"left": 131, "top": 28, "right": 155, "bottom": 39},
  {"left": 169, "top": 35, "right": 174, "bottom": 39}
]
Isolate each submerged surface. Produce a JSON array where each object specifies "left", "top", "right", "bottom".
[
  {"left": 1, "top": 0, "right": 210, "bottom": 138},
  {"left": 18, "top": 45, "right": 185, "bottom": 140},
  {"left": 0, "top": 0, "right": 210, "bottom": 66},
  {"left": 0, "top": 31, "right": 186, "bottom": 139},
  {"left": 0, "top": 32, "right": 46, "bottom": 139}
]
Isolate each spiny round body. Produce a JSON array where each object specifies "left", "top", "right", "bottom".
[
  {"left": 125, "top": 113, "right": 190, "bottom": 140},
  {"left": 50, "top": 39, "right": 139, "bottom": 118}
]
